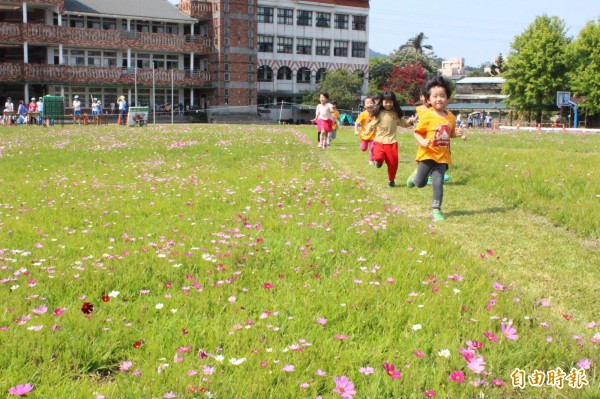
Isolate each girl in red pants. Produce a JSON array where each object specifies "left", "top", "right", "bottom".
[{"left": 366, "top": 91, "right": 415, "bottom": 187}]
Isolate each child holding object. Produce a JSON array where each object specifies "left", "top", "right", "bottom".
[
  {"left": 406, "top": 76, "right": 466, "bottom": 221},
  {"left": 366, "top": 91, "right": 415, "bottom": 188},
  {"left": 354, "top": 95, "right": 378, "bottom": 165},
  {"left": 311, "top": 92, "right": 334, "bottom": 149}
]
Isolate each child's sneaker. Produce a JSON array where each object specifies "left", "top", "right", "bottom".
[
  {"left": 375, "top": 162, "right": 383, "bottom": 168},
  {"left": 368, "top": 160, "right": 375, "bottom": 166},
  {"left": 406, "top": 170, "right": 416, "bottom": 188},
  {"left": 444, "top": 173, "right": 450, "bottom": 182},
  {"left": 430, "top": 209, "right": 445, "bottom": 221},
  {"left": 387, "top": 181, "right": 395, "bottom": 188}
]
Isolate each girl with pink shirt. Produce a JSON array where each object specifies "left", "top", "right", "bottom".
[{"left": 311, "top": 92, "right": 334, "bottom": 149}]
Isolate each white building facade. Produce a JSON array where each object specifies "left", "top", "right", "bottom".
[{"left": 256, "top": 0, "right": 370, "bottom": 105}]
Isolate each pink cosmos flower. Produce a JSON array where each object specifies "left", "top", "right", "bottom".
[
  {"left": 382, "top": 362, "right": 402, "bottom": 379},
  {"left": 316, "top": 318, "right": 328, "bottom": 325},
  {"left": 8, "top": 384, "right": 34, "bottom": 396},
  {"left": 119, "top": 361, "right": 132, "bottom": 371},
  {"left": 491, "top": 379, "right": 505, "bottom": 387},
  {"left": 449, "top": 370, "right": 465, "bottom": 382},
  {"left": 467, "top": 356, "right": 486, "bottom": 374},
  {"left": 359, "top": 367, "right": 374, "bottom": 375},
  {"left": 424, "top": 390, "right": 436, "bottom": 397},
  {"left": 492, "top": 282, "right": 504, "bottom": 291},
  {"left": 484, "top": 331, "right": 498, "bottom": 342},
  {"left": 163, "top": 392, "right": 176, "bottom": 399},
  {"left": 263, "top": 282, "right": 273, "bottom": 289},
  {"left": 577, "top": 358, "right": 591, "bottom": 370},
  {"left": 202, "top": 365, "right": 214, "bottom": 375},
  {"left": 334, "top": 334, "right": 349, "bottom": 341},
  {"left": 501, "top": 322, "right": 519, "bottom": 340},
  {"left": 316, "top": 369, "right": 327, "bottom": 376},
  {"left": 333, "top": 375, "right": 356, "bottom": 399},
  {"left": 414, "top": 349, "right": 425, "bottom": 358},
  {"left": 466, "top": 340, "right": 484, "bottom": 350},
  {"left": 282, "top": 364, "right": 295, "bottom": 372}
]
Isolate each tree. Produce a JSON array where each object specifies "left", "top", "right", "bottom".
[
  {"left": 503, "top": 15, "right": 571, "bottom": 123},
  {"left": 389, "top": 47, "right": 438, "bottom": 75},
  {"left": 399, "top": 32, "right": 433, "bottom": 54},
  {"left": 384, "top": 62, "right": 427, "bottom": 105},
  {"left": 368, "top": 57, "right": 394, "bottom": 92},
  {"left": 568, "top": 18, "right": 600, "bottom": 116},
  {"left": 490, "top": 53, "right": 504, "bottom": 76},
  {"left": 301, "top": 69, "right": 364, "bottom": 110}
]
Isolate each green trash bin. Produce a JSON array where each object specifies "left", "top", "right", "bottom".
[{"left": 127, "top": 106, "right": 149, "bottom": 126}]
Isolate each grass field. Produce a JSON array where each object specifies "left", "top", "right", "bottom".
[{"left": 0, "top": 124, "right": 598, "bottom": 398}]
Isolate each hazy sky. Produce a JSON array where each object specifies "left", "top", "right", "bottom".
[
  {"left": 168, "top": 0, "right": 599, "bottom": 67},
  {"left": 368, "top": 0, "right": 600, "bottom": 66}
]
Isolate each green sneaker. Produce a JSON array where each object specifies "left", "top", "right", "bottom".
[
  {"left": 430, "top": 209, "right": 445, "bottom": 221},
  {"left": 406, "top": 170, "right": 416, "bottom": 188}
]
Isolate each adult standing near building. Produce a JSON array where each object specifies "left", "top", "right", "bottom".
[
  {"left": 117, "top": 96, "right": 127, "bottom": 125},
  {"left": 28, "top": 97, "right": 38, "bottom": 125},
  {"left": 485, "top": 113, "right": 492, "bottom": 128},
  {"left": 36, "top": 97, "right": 44, "bottom": 125},
  {"left": 73, "top": 95, "right": 82, "bottom": 124},
  {"left": 3, "top": 96, "right": 14, "bottom": 125}
]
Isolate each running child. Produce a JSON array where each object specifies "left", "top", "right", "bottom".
[
  {"left": 329, "top": 100, "right": 342, "bottom": 145},
  {"left": 354, "top": 95, "right": 378, "bottom": 165},
  {"left": 406, "top": 76, "right": 466, "bottom": 221},
  {"left": 311, "top": 92, "right": 334, "bottom": 149},
  {"left": 366, "top": 91, "right": 415, "bottom": 187}
]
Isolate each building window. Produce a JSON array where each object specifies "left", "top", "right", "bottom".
[
  {"left": 297, "top": 67, "right": 311, "bottom": 83},
  {"left": 334, "top": 14, "right": 348, "bottom": 29},
  {"left": 297, "top": 10, "right": 312, "bottom": 26},
  {"left": 316, "top": 68, "right": 327, "bottom": 83},
  {"left": 315, "top": 40, "right": 330, "bottom": 56},
  {"left": 352, "top": 42, "right": 366, "bottom": 58},
  {"left": 352, "top": 15, "right": 367, "bottom": 31},
  {"left": 315, "top": 12, "right": 331, "bottom": 28},
  {"left": 258, "top": 35, "right": 274, "bottom": 52},
  {"left": 296, "top": 38, "right": 312, "bottom": 55},
  {"left": 277, "top": 66, "right": 292, "bottom": 81},
  {"left": 258, "top": 7, "right": 273, "bottom": 23},
  {"left": 278, "top": 8, "right": 293, "bottom": 25},
  {"left": 224, "top": 72, "right": 230, "bottom": 81},
  {"left": 277, "top": 37, "right": 293, "bottom": 54},
  {"left": 87, "top": 50, "right": 102, "bottom": 67},
  {"left": 334, "top": 41, "right": 348, "bottom": 57}
]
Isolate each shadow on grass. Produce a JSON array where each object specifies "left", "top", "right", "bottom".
[{"left": 445, "top": 206, "right": 516, "bottom": 217}]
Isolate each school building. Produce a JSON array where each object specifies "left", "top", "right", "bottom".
[
  {"left": 256, "top": 0, "right": 370, "bottom": 105},
  {"left": 0, "top": 0, "right": 370, "bottom": 112}
]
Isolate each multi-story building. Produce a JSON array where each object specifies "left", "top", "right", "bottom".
[
  {"left": 0, "top": 0, "right": 213, "bottom": 111},
  {"left": 256, "top": 0, "right": 370, "bottom": 105},
  {"left": 441, "top": 57, "right": 464, "bottom": 78},
  {"left": 0, "top": 0, "right": 369, "bottom": 112}
]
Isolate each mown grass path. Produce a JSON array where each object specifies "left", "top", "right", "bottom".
[{"left": 317, "top": 126, "right": 600, "bottom": 325}]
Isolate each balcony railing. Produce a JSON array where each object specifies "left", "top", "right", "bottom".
[
  {"left": 178, "top": 0, "right": 212, "bottom": 20},
  {"left": 0, "top": 63, "right": 211, "bottom": 87},
  {"left": 0, "top": 23, "right": 212, "bottom": 54}
]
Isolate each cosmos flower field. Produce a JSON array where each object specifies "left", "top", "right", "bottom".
[{"left": 0, "top": 124, "right": 598, "bottom": 398}]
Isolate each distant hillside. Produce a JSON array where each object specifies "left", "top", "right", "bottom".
[{"left": 369, "top": 48, "right": 388, "bottom": 58}]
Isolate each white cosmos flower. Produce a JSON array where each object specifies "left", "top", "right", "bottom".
[
  {"left": 229, "top": 357, "right": 246, "bottom": 365},
  {"left": 438, "top": 349, "right": 451, "bottom": 358}
]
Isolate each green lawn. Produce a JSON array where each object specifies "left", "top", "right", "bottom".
[{"left": 0, "top": 124, "right": 598, "bottom": 398}]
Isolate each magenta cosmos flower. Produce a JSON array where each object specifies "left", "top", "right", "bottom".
[
  {"left": 8, "top": 383, "right": 34, "bottom": 396},
  {"left": 449, "top": 370, "right": 465, "bottom": 382},
  {"left": 382, "top": 362, "right": 402, "bottom": 379},
  {"left": 333, "top": 375, "right": 356, "bottom": 399},
  {"left": 424, "top": 390, "right": 436, "bottom": 397}
]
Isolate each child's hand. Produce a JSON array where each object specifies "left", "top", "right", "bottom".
[
  {"left": 354, "top": 130, "right": 359, "bottom": 136},
  {"left": 420, "top": 138, "right": 431, "bottom": 147},
  {"left": 456, "top": 126, "right": 466, "bottom": 140}
]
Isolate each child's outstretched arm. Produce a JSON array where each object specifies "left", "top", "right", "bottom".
[{"left": 451, "top": 125, "right": 467, "bottom": 140}]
